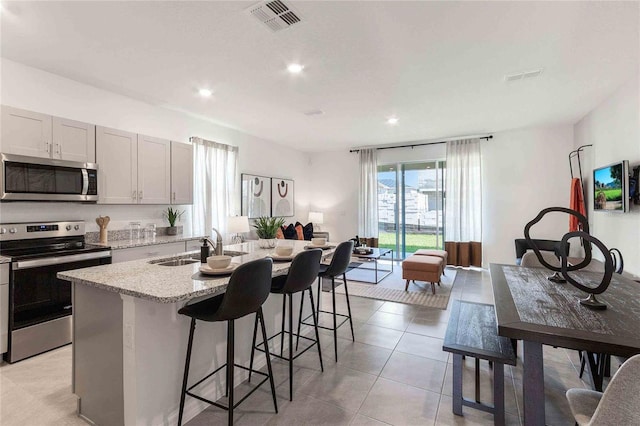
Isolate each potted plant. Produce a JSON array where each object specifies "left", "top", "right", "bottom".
[
  {"left": 253, "top": 216, "right": 285, "bottom": 248},
  {"left": 164, "top": 207, "right": 184, "bottom": 235}
]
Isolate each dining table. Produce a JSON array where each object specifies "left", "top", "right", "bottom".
[{"left": 490, "top": 263, "right": 640, "bottom": 426}]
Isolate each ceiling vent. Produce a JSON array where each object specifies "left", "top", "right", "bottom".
[
  {"left": 247, "top": 0, "right": 302, "bottom": 32},
  {"left": 304, "top": 109, "right": 324, "bottom": 116},
  {"left": 504, "top": 68, "right": 544, "bottom": 82}
]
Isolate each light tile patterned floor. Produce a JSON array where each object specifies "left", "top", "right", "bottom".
[{"left": 0, "top": 267, "right": 599, "bottom": 425}]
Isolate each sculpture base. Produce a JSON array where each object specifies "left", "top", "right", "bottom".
[
  {"left": 580, "top": 293, "right": 607, "bottom": 310},
  {"left": 548, "top": 272, "right": 566, "bottom": 283}
]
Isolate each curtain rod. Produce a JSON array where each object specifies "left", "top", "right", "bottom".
[{"left": 349, "top": 135, "right": 493, "bottom": 153}]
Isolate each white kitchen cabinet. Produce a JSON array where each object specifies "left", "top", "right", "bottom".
[
  {"left": 1, "top": 106, "right": 96, "bottom": 163},
  {"left": 1, "top": 264, "right": 9, "bottom": 354},
  {"left": 1, "top": 106, "right": 52, "bottom": 158},
  {"left": 111, "top": 241, "right": 193, "bottom": 263},
  {"left": 96, "top": 126, "right": 138, "bottom": 204},
  {"left": 170, "top": 141, "right": 193, "bottom": 205},
  {"left": 52, "top": 117, "right": 96, "bottom": 162},
  {"left": 138, "top": 135, "right": 171, "bottom": 204}
]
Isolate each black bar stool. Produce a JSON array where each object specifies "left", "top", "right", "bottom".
[
  {"left": 250, "top": 249, "right": 324, "bottom": 401},
  {"left": 298, "top": 240, "right": 355, "bottom": 361},
  {"left": 177, "top": 258, "right": 278, "bottom": 426}
]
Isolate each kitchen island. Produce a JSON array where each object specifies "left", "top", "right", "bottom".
[{"left": 59, "top": 240, "right": 335, "bottom": 426}]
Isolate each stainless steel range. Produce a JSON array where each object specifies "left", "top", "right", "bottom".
[{"left": 0, "top": 221, "right": 111, "bottom": 363}]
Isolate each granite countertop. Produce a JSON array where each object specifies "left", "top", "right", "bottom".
[
  {"left": 91, "top": 234, "right": 206, "bottom": 250},
  {"left": 59, "top": 240, "right": 336, "bottom": 303},
  {"left": 0, "top": 256, "right": 10, "bottom": 264}
]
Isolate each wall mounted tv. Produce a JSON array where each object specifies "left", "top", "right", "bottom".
[{"left": 593, "top": 160, "right": 629, "bottom": 212}]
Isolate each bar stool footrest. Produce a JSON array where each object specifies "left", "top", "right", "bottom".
[{"left": 254, "top": 330, "right": 320, "bottom": 361}]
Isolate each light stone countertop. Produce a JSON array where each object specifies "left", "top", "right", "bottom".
[
  {"left": 0, "top": 256, "right": 10, "bottom": 264},
  {"left": 91, "top": 233, "right": 206, "bottom": 250},
  {"left": 59, "top": 240, "right": 335, "bottom": 303}
]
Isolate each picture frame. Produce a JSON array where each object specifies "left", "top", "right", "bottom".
[
  {"left": 241, "top": 174, "right": 271, "bottom": 218},
  {"left": 271, "top": 177, "right": 294, "bottom": 217}
]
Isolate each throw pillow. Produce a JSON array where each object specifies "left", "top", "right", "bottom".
[
  {"left": 282, "top": 224, "right": 297, "bottom": 239},
  {"left": 276, "top": 227, "right": 284, "bottom": 239},
  {"left": 295, "top": 224, "right": 304, "bottom": 240},
  {"left": 295, "top": 221, "right": 314, "bottom": 240}
]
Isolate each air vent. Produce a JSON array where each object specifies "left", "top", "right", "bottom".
[
  {"left": 304, "top": 109, "right": 324, "bottom": 116},
  {"left": 247, "top": 0, "right": 302, "bottom": 32},
  {"left": 505, "top": 68, "right": 544, "bottom": 82}
]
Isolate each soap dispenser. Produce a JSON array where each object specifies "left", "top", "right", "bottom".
[{"left": 200, "top": 240, "right": 210, "bottom": 263}]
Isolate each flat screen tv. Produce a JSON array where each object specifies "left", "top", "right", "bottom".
[{"left": 593, "top": 160, "right": 629, "bottom": 212}]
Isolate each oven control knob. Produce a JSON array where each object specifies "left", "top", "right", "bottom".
[
  {"left": 0, "top": 228, "right": 6, "bottom": 234},
  {"left": 74, "top": 225, "right": 80, "bottom": 231},
  {"left": 9, "top": 228, "right": 17, "bottom": 234},
  {"left": 66, "top": 225, "right": 72, "bottom": 231}
]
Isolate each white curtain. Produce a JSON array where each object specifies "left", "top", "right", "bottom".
[
  {"left": 358, "top": 148, "right": 379, "bottom": 238},
  {"left": 191, "top": 137, "right": 239, "bottom": 240},
  {"left": 445, "top": 139, "right": 482, "bottom": 242}
]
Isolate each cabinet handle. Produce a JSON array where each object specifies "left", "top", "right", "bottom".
[
  {"left": 139, "top": 191, "right": 143, "bottom": 200},
  {"left": 132, "top": 190, "right": 137, "bottom": 201},
  {"left": 172, "top": 192, "right": 176, "bottom": 201},
  {"left": 45, "top": 141, "right": 50, "bottom": 154},
  {"left": 55, "top": 143, "right": 61, "bottom": 155}
]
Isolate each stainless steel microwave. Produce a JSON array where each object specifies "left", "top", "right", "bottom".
[{"left": 0, "top": 153, "right": 98, "bottom": 202}]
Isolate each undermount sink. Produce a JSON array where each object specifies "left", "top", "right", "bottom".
[
  {"left": 189, "top": 251, "right": 248, "bottom": 261},
  {"left": 154, "top": 259, "right": 199, "bottom": 267}
]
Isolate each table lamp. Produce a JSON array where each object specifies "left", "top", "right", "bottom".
[
  {"left": 227, "top": 216, "right": 250, "bottom": 244},
  {"left": 308, "top": 211, "right": 324, "bottom": 230}
]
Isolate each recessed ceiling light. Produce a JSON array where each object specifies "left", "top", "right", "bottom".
[
  {"left": 387, "top": 117, "right": 399, "bottom": 125},
  {"left": 198, "top": 88, "right": 212, "bottom": 98},
  {"left": 287, "top": 64, "right": 304, "bottom": 74}
]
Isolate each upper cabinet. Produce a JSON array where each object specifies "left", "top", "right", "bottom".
[
  {"left": 137, "top": 135, "right": 171, "bottom": 205},
  {"left": 96, "top": 126, "right": 138, "bottom": 204},
  {"left": 171, "top": 141, "right": 193, "bottom": 205},
  {"left": 1, "top": 106, "right": 95, "bottom": 163}
]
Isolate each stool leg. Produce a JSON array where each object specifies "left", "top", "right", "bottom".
[
  {"left": 452, "top": 354, "right": 463, "bottom": 416},
  {"left": 308, "top": 289, "right": 324, "bottom": 372},
  {"left": 178, "top": 318, "right": 196, "bottom": 426},
  {"left": 295, "top": 290, "right": 304, "bottom": 351},
  {"left": 227, "top": 319, "right": 235, "bottom": 426},
  {"left": 405, "top": 279, "right": 410, "bottom": 291},
  {"left": 475, "top": 357, "right": 480, "bottom": 402},
  {"left": 288, "top": 294, "right": 294, "bottom": 401},
  {"left": 316, "top": 276, "right": 321, "bottom": 319},
  {"left": 342, "top": 273, "right": 355, "bottom": 342},
  {"left": 258, "top": 308, "right": 278, "bottom": 414},
  {"left": 331, "top": 277, "right": 338, "bottom": 361},
  {"left": 249, "top": 312, "right": 259, "bottom": 383},
  {"left": 280, "top": 294, "right": 286, "bottom": 357},
  {"left": 493, "top": 362, "right": 505, "bottom": 426}
]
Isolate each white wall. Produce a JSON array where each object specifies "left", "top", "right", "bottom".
[
  {"left": 574, "top": 76, "right": 640, "bottom": 277},
  {"left": 0, "top": 59, "right": 311, "bottom": 235},
  {"left": 482, "top": 125, "right": 575, "bottom": 266}
]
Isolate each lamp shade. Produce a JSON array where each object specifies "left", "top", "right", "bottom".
[
  {"left": 227, "top": 216, "right": 250, "bottom": 233},
  {"left": 308, "top": 211, "right": 324, "bottom": 224}
]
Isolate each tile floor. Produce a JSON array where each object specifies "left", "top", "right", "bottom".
[{"left": 0, "top": 267, "right": 602, "bottom": 425}]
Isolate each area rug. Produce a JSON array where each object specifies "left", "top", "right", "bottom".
[{"left": 333, "top": 268, "right": 458, "bottom": 310}]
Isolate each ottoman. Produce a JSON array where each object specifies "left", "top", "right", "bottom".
[
  {"left": 402, "top": 255, "right": 444, "bottom": 294},
  {"left": 413, "top": 249, "right": 447, "bottom": 275}
]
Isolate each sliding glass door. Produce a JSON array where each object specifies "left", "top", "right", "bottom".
[{"left": 377, "top": 161, "right": 445, "bottom": 259}]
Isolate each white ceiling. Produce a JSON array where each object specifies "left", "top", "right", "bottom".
[{"left": 1, "top": 1, "right": 638, "bottom": 152}]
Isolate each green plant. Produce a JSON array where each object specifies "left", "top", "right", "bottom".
[
  {"left": 164, "top": 207, "right": 184, "bottom": 227},
  {"left": 253, "top": 216, "right": 285, "bottom": 239}
]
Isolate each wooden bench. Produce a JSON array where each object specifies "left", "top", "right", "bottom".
[{"left": 442, "top": 300, "right": 517, "bottom": 426}]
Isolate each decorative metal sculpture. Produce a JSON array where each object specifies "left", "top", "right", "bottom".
[
  {"left": 524, "top": 206, "right": 615, "bottom": 310},
  {"left": 524, "top": 207, "right": 592, "bottom": 282}
]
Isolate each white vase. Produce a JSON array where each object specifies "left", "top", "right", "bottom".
[{"left": 258, "top": 238, "right": 276, "bottom": 248}]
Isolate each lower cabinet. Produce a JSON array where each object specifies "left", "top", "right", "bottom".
[
  {"left": 111, "top": 240, "right": 200, "bottom": 263},
  {"left": 1, "top": 264, "right": 9, "bottom": 354}
]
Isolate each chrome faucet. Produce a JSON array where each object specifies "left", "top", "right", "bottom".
[{"left": 202, "top": 227, "right": 224, "bottom": 255}]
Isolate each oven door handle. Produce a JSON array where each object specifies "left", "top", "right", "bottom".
[{"left": 14, "top": 251, "right": 112, "bottom": 270}]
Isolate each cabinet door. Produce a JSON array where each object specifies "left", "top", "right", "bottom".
[
  {"left": 171, "top": 141, "right": 193, "bottom": 205},
  {"left": 52, "top": 117, "right": 96, "bottom": 163},
  {"left": 138, "top": 135, "right": 171, "bottom": 204},
  {"left": 111, "top": 242, "right": 187, "bottom": 263},
  {"left": 1, "top": 264, "right": 9, "bottom": 354},
  {"left": 96, "top": 126, "right": 138, "bottom": 204},
  {"left": 1, "top": 106, "right": 52, "bottom": 158}
]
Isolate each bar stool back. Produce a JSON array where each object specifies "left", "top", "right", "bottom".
[
  {"left": 250, "top": 249, "right": 324, "bottom": 401},
  {"left": 177, "top": 258, "right": 277, "bottom": 426}
]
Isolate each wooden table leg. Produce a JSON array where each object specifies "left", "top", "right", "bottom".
[{"left": 523, "top": 340, "right": 545, "bottom": 426}]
